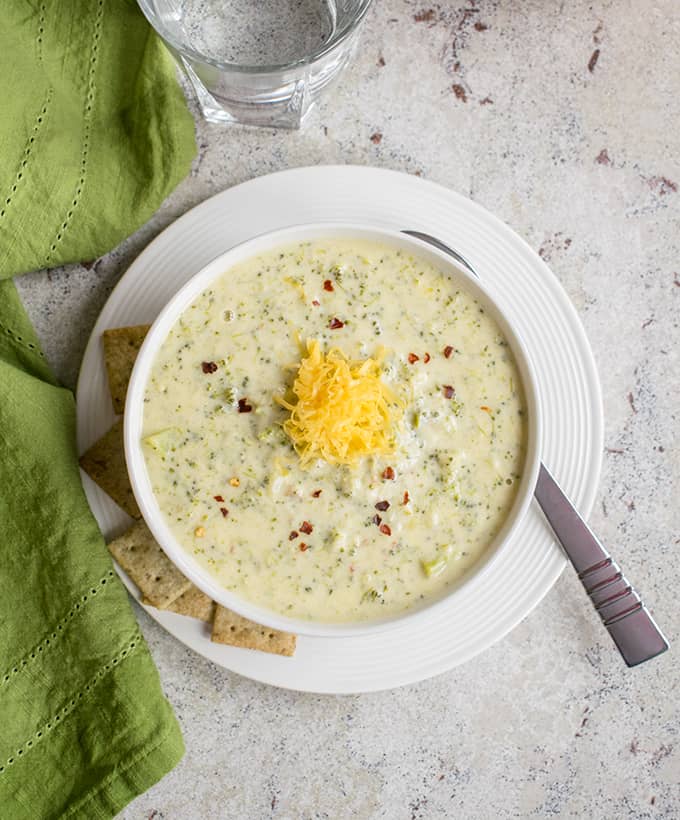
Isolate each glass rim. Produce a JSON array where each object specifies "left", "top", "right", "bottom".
[{"left": 137, "top": 0, "right": 374, "bottom": 74}]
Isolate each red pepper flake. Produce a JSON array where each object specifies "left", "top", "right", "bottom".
[
  {"left": 375, "top": 500, "right": 390, "bottom": 512},
  {"left": 423, "top": 352, "right": 431, "bottom": 363},
  {"left": 329, "top": 317, "right": 344, "bottom": 329},
  {"left": 311, "top": 489, "right": 322, "bottom": 498},
  {"left": 220, "top": 507, "right": 229, "bottom": 518},
  {"left": 323, "top": 279, "right": 334, "bottom": 292},
  {"left": 443, "top": 345, "right": 454, "bottom": 358},
  {"left": 372, "top": 514, "right": 382, "bottom": 526},
  {"left": 299, "top": 542, "right": 309, "bottom": 552},
  {"left": 289, "top": 530, "right": 299, "bottom": 540},
  {"left": 201, "top": 361, "right": 218, "bottom": 374},
  {"left": 238, "top": 398, "right": 253, "bottom": 413},
  {"left": 452, "top": 84, "right": 468, "bottom": 103},
  {"left": 402, "top": 491, "right": 410, "bottom": 505},
  {"left": 414, "top": 9, "right": 436, "bottom": 23},
  {"left": 213, "top": 495, "right": 224, "bottom": 502},
  {"left": 382, "top": 466, "right": 395, "bottom": 480},
  {"left": 312, "top": 299, "right": 320, "bottom": 306},
  {"left": 588, "top": 48, "right": 600, "bottom": 73},
  {"left": 480, "top": 405, "right": 491, "bottom": 413},
  {"left": 408, "top": 352, "right": 419, "bottom": 364},
  {"left": 300, "top": 521, "right": 313, "bottom": 535},
  {"left": 443, "top": 385, "right": 455, "bottom": 399},
  {"left": 379, "top": 524, "right": 392, "bottom": 536}
]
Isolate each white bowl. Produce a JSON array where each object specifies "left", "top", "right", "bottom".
[{"left": 125, "top": 224, "right": 542, "bottom": 638}]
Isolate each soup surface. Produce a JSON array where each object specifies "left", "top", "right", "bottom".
[{"left": 143, "top": 239, "right": 527, "bottom": 622}]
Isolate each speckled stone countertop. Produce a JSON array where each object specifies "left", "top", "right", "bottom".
[{"left": 16, "top": 1, "right": 680, "bottom": 817}]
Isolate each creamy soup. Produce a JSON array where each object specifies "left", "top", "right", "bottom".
[{"left": 142, "top": 239, "right": 526, "bottom": 622}]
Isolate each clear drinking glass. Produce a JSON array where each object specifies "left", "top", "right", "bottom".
[{"left": 137, "top": 0, "right": 374, "bottom": 129}]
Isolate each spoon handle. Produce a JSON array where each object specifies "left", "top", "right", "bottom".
[
  {"left": 401, "top": 228, "right": 669, "bottom": 667},
  {"left": 534, "top": 463, "right": 668, "bottom": 666}
]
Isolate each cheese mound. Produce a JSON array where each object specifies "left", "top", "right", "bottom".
[{"left": 276, "top": 339, "right": 402, "bottom": 467}]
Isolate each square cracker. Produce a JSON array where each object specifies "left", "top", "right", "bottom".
[
  {"left": 79, "top": 419, "right": 140, "bottom": 518},
  {"left": 102, "top": 325, "right": 150, "bottom": 414},
  {"left": 108, "top": 520, "right": 192, "bottom": 608},
  {"left": 163, "top": 584, "right": 216, "bottom": 622},
  {"left": 211, "top": 605, "right": 296, "bottom": 657}
]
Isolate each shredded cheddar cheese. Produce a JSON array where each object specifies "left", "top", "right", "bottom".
[{"left": 276, "top": 339, "right": 402, "bottom": 467}]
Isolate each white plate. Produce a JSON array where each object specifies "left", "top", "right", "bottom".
[{"left": 76, "top": 166, "right": 603, "bottom": 694}]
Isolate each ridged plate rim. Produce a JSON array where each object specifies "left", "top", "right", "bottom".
[{"left": 76, "top": 166, "right": 603, "bottom": 694}]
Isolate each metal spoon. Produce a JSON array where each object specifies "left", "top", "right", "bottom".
[{"left": 403, "top": 229, "right": 669, "bottom": 667}]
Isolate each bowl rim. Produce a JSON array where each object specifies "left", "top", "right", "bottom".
[{"left": 124, "top": 223, "right": 542, "bottom": 638}]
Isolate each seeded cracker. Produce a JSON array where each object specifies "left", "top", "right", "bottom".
[
  {"left": 98, "top": 324, "right": 296, "bottom": 650},
  {"left": 79, "top": 419, "right": 140, "bottom": 518},
  {"left": 108, "top": 520, "right": 192, "bottom": 607},
  {"left": 102, "top": 325, "right": 151, "bottom": 414},
  {"left": 164, "top": 584, "right": 216, "bottom": 621},
  {"left": 211, "top": 605, "right": 296, "bottom": 657}
]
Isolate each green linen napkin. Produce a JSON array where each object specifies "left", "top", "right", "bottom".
[{"left": 0, "top": 0, "right": 196, "bottom": 817}]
